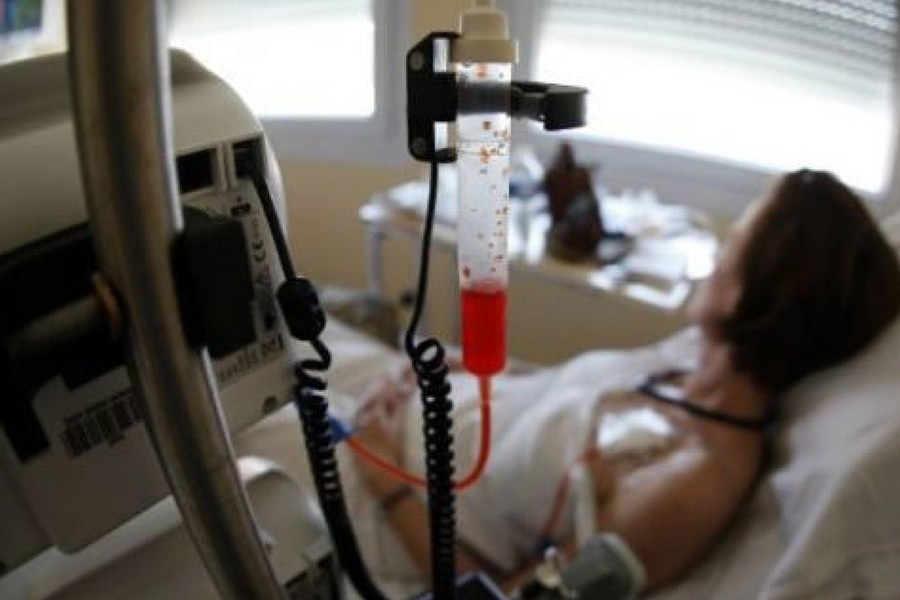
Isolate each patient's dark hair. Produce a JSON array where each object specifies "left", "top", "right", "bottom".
[{"left": 723, "top": 169, "right": 900, "bottom": 394}]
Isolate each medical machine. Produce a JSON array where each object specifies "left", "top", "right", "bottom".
[
  {"left": 0, "top": 43, "right": 339, "bottom": 597},
  {"left": 0, "top": 1, "right": 604, "bottom": 598}
]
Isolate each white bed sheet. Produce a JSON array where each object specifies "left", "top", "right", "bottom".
[{"left": 236, "top": 315, "right": 900, "bottom": 599}]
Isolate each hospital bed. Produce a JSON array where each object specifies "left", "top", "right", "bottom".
[
  {"left": 235, "top": 213, "right": 900, "bottom": 600},
  {"left": 3, "top": 1, "right": 897, "bottom": 594}
]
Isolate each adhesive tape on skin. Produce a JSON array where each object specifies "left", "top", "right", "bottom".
[
  {"left": 571, "top": 463, "right": 597, "bottom": 549},
  {"left": 598, "top": 408, "right": 675, "bottom": 458}
]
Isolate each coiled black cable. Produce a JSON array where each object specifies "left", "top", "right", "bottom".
[
  {"left": 237, "top": 151, "right": 388, "bottom": 600},
  {"left": 404, "top": 159, "right": 457, "bottom": 599},
  {"left": 293, "top": 338, "right": 392, "bottom": 600}
]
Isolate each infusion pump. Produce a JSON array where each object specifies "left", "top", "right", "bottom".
[{"left": 0, "top": 51, "right": 337, "bottom": 598}]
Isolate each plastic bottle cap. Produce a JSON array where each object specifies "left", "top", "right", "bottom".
[{"left": 451, "top": 0, "right": 518, "bottom": 64}]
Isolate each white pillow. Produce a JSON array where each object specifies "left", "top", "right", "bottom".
[{"left": 758, "top": 313, "right": 900, "bottom": 599}]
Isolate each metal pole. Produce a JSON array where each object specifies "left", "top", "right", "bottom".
[{"left": 66, "top": 1, "right": 284, "bottom": 597}]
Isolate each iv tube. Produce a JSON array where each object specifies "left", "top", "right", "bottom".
[
  {"left": 454, "top": 0, "right": 515, "bottom": 378},
  {"left": 346, "top": 376, "right": 492, "bottom": 492}
]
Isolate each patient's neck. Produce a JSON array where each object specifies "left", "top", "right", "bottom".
[{"left": 683, "top": 339, "right": 770, "bottom": 424}]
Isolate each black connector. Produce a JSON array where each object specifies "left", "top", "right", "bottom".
[
  {"left": 277, "top": 276, "right": 326, "bottom": 342},
  {"left": 511, "top": 82, "right": 588, "bottom": 131},
  {"left": 177, "top": 208, "right": 256, "bottom": 358}
]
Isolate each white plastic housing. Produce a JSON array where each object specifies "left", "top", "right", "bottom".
[{"left": 0, "top": 51, "right": 305, "bottom": 573}]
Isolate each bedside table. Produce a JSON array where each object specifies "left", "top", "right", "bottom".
[{"left": 359, "top": 184, "right": 718, "bottom": 363}]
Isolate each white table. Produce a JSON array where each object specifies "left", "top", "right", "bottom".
[{"left": 359, "top": 185, "right": 718, "bottom": 361}]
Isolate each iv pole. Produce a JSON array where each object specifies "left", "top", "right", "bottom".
[{"left": 66, "top": 1, "right": 285, "bottom": 597}]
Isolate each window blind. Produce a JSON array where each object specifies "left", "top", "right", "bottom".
[
  {"left": 542, "top": 0, "right": 896, "bottom": 101},
  {"left": 534, "top": 0, "right": 898, "bottom": 191}
]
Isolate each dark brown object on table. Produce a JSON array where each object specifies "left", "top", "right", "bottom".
[{"left": 542, "top": 143, "right": 603, "bottom": 261}]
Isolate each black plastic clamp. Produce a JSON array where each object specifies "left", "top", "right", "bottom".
[
  {"left": 512, "top": 81, "right": 588, "bottom": 131},
  {"left": 406, "top": 31, "right": 460, "bottom": 163}
]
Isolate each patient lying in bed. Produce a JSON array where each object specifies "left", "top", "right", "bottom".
[{"left": 347, "top": 170, "right": 900, "bottom": 597}]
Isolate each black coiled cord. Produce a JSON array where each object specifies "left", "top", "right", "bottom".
[
  {"left": 404, "top": 159, "right": 457, "bottom": 599},
  {"left": 238, "top": 152, "right": 388, "bottom": 600},
  {"left": 293, "top": 339, "right": 389, "bottom": 600}
]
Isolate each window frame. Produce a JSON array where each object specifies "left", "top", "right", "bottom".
[
  {"left": 259, "top": 0, "right": 409, "bottom": 166},
  {"left": 506, "top": 0, "right": 900, "bottom": 219}
]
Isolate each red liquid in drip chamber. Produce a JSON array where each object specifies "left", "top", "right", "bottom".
[{"left": 461, "top": 288, "right": 507, "bottom": 376}]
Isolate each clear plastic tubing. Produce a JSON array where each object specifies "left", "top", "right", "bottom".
[{"left": 456, "top": 60, "right": 511, "bottom": 377}]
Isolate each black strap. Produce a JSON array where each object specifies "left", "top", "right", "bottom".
[{"left": 635, "top": 371, "right": 773, "bottom": 432}]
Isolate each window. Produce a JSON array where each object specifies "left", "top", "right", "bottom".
[
  {"left": 0, "top": 0, "right": 404, "bottom": 163},
  {"left": 0, "top": 0, "right": 65, "bottom": 65},
  {"left": 170, "top": 0, "right": 406, "bottom": 163},
  {"left": 529, "top": 1, "right": 897, "bottom": 194},
  {"left": 170, "top": 0, "right": 375, "bottom": 118}
]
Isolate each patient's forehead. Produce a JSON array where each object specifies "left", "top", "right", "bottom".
[
  {"left": 721, "top": 195, "right": 772, "bottom": 265},
  {"left": 716, "top": 197, "right": 762, "bottom": 269},
  {"left": 735, "top": 196, "right": 768, "bottom": 234}
]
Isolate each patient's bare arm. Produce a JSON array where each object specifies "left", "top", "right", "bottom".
[
  {"left": 352, "top": 384, "right": 492, "bottom": 578},
  {"left": 587, "top": 444, "right": 756, "bottom": 591},
  {"left": 368, "top": 482, "right": 494, "bottom": 579}
]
